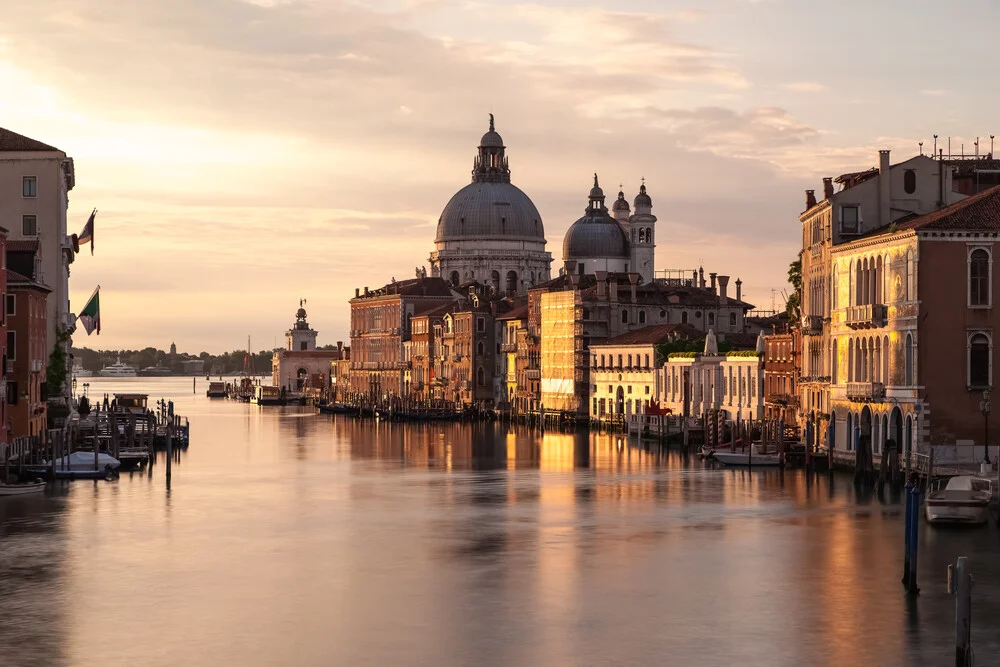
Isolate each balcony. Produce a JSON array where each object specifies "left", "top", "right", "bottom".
[
  {"left": 765, "top": 393, "right": 799, "bottom": 407},
  {"left": 525, "top": 369, "right": 540, "bottom": 380},
  {"left": 846, "top": 304, "right": 887, "bottom": 330},
  {"left": 500, "top": 343, "right": 518, "bottom": 353},
  {"left": 846, "top": 381, "right": 886, "bottom": 402},
  {"left": 800, "top": 315, "right": 823, "bottom": 336}
]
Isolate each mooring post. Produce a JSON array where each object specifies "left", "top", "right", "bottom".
[
  {"left": 902, "top": 477, "right": 914, "bottom": 586},
  {"left": 949, "top": 556, "right": 972, "bottom": 666},
  {"left": 906, "top": 484, "right": 921, "bottom": 594}
]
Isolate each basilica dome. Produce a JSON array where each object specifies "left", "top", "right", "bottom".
[
  {"left": 563, "top": 175, "right": 630, "bottom": 260},
  {"left": 434, "top": 114, "right": 545, "bottom": 243}
]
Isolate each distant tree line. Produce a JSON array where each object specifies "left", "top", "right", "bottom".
[{"left": 71, "top": 346, "right": 279, "bottom": 375}]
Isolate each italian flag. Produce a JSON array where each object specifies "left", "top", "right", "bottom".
[{"left": 79, "top": 287, "right": 101, "bottom": 335}]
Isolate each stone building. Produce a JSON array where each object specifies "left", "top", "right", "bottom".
[
  {"left": 5, "top": 242, "right": 50, "bottom": 441},
  {"left": 272, "top": 302, "right": 347, "bottom": 393},
  {"left": 429, "top": 116, "right": 552, "bottom": 294},
  {"left": 349, "top": 276, "right": 460, "bottom": 400},
  {"left": 562, "top": 175, "right": 656, "bottom": 283},
  {"left": 0, "top": 128, "right": 78, "bottom": 399},
  {"left": 496, "top": 304, "right": 528, "bottom": 411},
  {"left": 823, "top": 185, "right": 1000, "bottom": 465},
  {"left": 762, "top": 328, "right": 800, "bottom": 423}
]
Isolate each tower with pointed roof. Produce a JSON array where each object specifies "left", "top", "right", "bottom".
[{"left": 429, "top": 116, "right": 552, "bottom": 295}]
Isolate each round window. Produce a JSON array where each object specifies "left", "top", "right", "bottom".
[{"left": 695, "top": 311, "right": 702, "bottom": 319}]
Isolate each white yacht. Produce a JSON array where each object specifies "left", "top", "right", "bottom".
[{"left": 98, "top": 359, "right": 137, "bottom": 377}]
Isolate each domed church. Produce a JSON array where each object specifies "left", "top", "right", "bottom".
[
  {"left": 562, "top": 175, "right": 657, "bottom": 282},
  {"left": 429, "top": 116, "right": 552, "bottom": 295}
]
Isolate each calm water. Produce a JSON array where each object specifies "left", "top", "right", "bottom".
[{"left": 1, "top": 378, "right": 999, "bottom": 666}]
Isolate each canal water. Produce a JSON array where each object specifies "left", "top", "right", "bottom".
[{"left": 1, "top": 378, "right": 999, "bottom": 666}]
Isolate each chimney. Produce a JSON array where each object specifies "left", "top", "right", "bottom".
[
  {"left": 565, "top": 260, "right": 578, "bottom": 276},
  {"left": 629, "top": 273, "right": 639, "bottom": 303},
  {"left": 609, "top": 275, "right": 618, "bottom": 303},
  {"left": 355, "top": 288, "right": 360, "bottom": 298},
  {"left": 699, "top": 267, "right": 705, "bottom": 288},
  {"left": 364, "top": 286, "right": 369, "bottom": 296},
  {"left": 718, "top": 275, "right": 730, "bottom": 304},
  {"left": 805, "top": 189, "right": 817, "bottom": 209},
  {"left": 823, "top": 177, "right": 834, "bottom": 200},
  {"left": 709, "top": 272, "right": 718, "bottom": 294},
  {"left": 735, "top": 278, "right": 742, "bottom": 302},
  {"left": 879, "top": 149, "right": 891, "bottom": 226},
  {"left": 568, "top": 272, "right": 579, "bottom": 288},
  {"left": 692, "top": 270, "right": 698, "bottom": 285},
  {"left": 337, "top": 341, "right": 343, "bottom": 353},
  {"left": 595, "top": 271, "right": 608, "bottom": 298}
]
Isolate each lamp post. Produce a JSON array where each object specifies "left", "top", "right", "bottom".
[{"left": 980, "top": 389, "right": 991, "bottom": 465}]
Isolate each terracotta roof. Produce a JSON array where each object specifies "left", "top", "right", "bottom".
[
  {"left": 898, "top": 184, "right": 1000, "bottom": 232},
  {"left": 6, "top": 240, "right": 39, "bottom": 253},
  {"left": 5, "top": 268, "right": 50, "bottom": 291},
  {"left": 0, "top": 128, "right": 60, "bottom": 152},
  {"left": 276, "top": 350, "right": 345, "bottom": 359},
  {"left": 354, "top": 276, "right": 456, "bottom": 300},
  {"left": 413, "top": 302, "right": 455, "bottom": 318},
  {"left": 595, "top": 323, "right": 701, "bottom": 346},
  {"left": 497, "top": 304, "right": 529, "bottom": 321}
]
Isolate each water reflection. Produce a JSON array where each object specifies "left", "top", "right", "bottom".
[{"left": 1, "top": 378, "right": 999, "bottom": 666}]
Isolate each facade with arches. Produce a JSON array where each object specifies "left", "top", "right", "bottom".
[
  {"left": 272, "top": 302, "right": 349, "bottom": 394},
  {"left": 824, "top": 184, "right": 1000, "bottom": 465}
]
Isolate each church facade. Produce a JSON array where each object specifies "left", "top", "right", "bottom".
[{"left": 429, "top": 116, "right": 552, "bottom": 295}]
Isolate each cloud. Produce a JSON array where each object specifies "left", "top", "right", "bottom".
[
  {"left": 920, "top": 89, "right": 946, "bottom": 96},
  {"left": 782, "top": 81, "right": 827, "bottom": 93}
]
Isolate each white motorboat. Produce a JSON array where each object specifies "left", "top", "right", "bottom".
[
  {"left": 712, "top": 443, "right": 782, "bottom": 467},
  {"left": 924, "top": 476, "right": 993, "bottom": 525},
  {"left": 0, "top": 481, "right": 46, "bottom": 496},
  {"left": 99, "top": 358, "right": 137, "bottom": 377}
]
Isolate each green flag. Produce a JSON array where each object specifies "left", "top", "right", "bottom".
[{"left": 79, "top": 288, "right": 100, "bottom": 335}]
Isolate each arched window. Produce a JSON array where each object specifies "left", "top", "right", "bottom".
[
  {"left": 874, "top": 336, "right": 881, "bottom": 383},
  {"left": 681, "top": 311, "right": 688, "bottom": 324},
  {"left": 848, "top": 260, "right": 854, "bottom": 306},
  {"left": 617, "top": 354, "right": 623, "bottom": 369},
  {"left": 970, "top": 248, "right": 990, "bottom": 306},
  {"left": 631, "top": 228, "right": 636, "bottom": 242},
  {"left": 882, "top": 335, "right": 889, "bottom": 385},
  {"left": 848, "top": 338, "right": 854, "bottom": 382},
  {"left": 583, "top": 307, "right": 590, "bottom": 320},
  {"left": 476, "top": 366, "right": 485, "bottom": 386},
  {"left": 708, "top": 312, "right": 715, "bottom": 326},
  {"left": 905, "top": 249, "right": 914, "bottom": 301},
  {"left": 904, "top": 333, "right": 914, "bottom": 386},
  {"left": 477, "top": 341, "right": 484, "bottom": 356},
  {"left": 600, "top": 354, "right": 605, "bottom": 368},
  {"left": 638, "top": 228, "right": 645, "bottom": 243},
  {"left": 875, "top": 255, "right": 883, "bottom": 305},
  {"left": 646, "top": 228, "right": 652, "bottom": 243},
  {"left": 832, "top": 266, "right": 839, "bottom": 310},
  {"left": 729, "top": 313, "right": 737, "bottom": 327},
  {"left": 903, "top": 169, "right": 916, "bottom": 194},
  {"left": 506, "top": 270, "right": 518, "bottom": 294},
  {"left": 638, "top": 310, "right": 646, "bottom": 324},
  {"left": 970, "top": 333, "right": 990, "bottom": 388},
  {"left": 450, "top": 271, "right": 460, "bottom": 287},
  {"left": 856, "top": 260, "right": 863, "bottom": 306},
  {"left": 831, "top": 338, "right": 838, "bottom": 385},
  {"left": 846, "top": 412, "right": 853, "bottom": 451},
  {"left": 660, "top": 310, "right": 667, "bottom": 320},
  {"left": 622, "top": 309, "right": 629, "bottom": 324},
  {"left": 644, "top": 354, "right": 650, "bottom": 369}
]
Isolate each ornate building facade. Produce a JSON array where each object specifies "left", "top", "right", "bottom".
[
  {"left": 429, "top": 116, "right": 552, "bottom": 295},
  {"left": 272, "top": 302, "right": 346, "bottom": 393}
]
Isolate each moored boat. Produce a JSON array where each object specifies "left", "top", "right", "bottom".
[
  {"left": 206, "top": 381, "right": 227, "bottom": 398},
  {"left": 99, "top": 358, "right": 138, "bottom": 377},
  {"left": 925, "top": 476, "right": 992, "bottom": 525},
  {"left": 251, "top": 385, "right": 284, "bottom": 406},
  {"left": 712, "top": 443, "right": 782, "bottom": 467},
  {"left": 0, "top": 480, "right": 46, "bottom": 496}
]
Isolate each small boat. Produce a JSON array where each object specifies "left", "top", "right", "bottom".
[
  {"left": 114, "top": 393, "right": 149, "bottom": 415},
  {"left": 925, "top": 476, "right": 993, "bottom": 525},
  {"left": 0, "top": 480, "right": 46, "bottom": 496},
  {"left": 99, "top": 358, "right": 138, "bottom": 377},
  {"left": 206, "top": 381, "right": 227, "bottom": 398},
  {"left": 24, "top": 452, "right": 121, "bottom": 480},
  {"left": 712, "top": 443, "right": 782, "bottom": 467},
  {"left": 251, "top": 385, "right": 284, "bottom": 406},
  {"left": 139, "top": 366, "right": 172, "bottom": 377}
]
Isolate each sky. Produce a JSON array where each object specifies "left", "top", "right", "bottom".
[{"left": 1, "top": 0, "right": 997, "bottom": 353}]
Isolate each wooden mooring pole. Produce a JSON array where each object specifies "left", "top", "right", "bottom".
[{"left": 948, "top": 556, "right": 972, "bottom": 666}]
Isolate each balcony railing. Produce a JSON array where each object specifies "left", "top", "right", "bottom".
[
  {"left": 765, "top": 393, "right": 799, "bottom": 407},
  {"left": 846, "top": 381, "right": 886, "bottom": 402},
  {"left": 846, "top": 304, "right": 887, "bottom": 329},
  {"left": 800, "top": 315, "right": 823, "bottom": 335},
  {"left": 525, "top": 369, "right": 540, "bottom": 380},
  {"left": 500, "top": 343, "right": 518, "bottom": 353}
]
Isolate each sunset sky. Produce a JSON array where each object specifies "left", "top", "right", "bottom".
[{"left": 2, "top": 0, "right": 996, "bottom": 353}]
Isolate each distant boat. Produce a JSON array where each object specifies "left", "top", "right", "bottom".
[
  {"left": 73, "top": 361, "right": 93, "bottom": 378},
  {"left": 925, "top": 476, "right": 993, "bottom": 525},
  {"left": 206, "top": 381, "right": 227, "bottom": 398},
  {"left": 99, "top": 359, "right": 137, "bottom": 377},
  {"left": 139, "top": 366, "right": 172, "bottom": 377},
  {"left": 712, "top": 443, "right": 782, "bottom": 467}
]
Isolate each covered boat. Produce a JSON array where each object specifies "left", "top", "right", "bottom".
[
  {"left": 925, "top": 476, "right": 993, "bottom": 525},
  {"left": 47, "top": 451, "right": 121, "bottom": 476},
  {"left": 712, "top": 443, "right": 782, "bottom": 467}
]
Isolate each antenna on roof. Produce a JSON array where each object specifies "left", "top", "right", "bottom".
[
  {"left": 992, "top": 135, "right": 995, "bottom": 158},
  {"left": 919, "top": 141, "right": 923, "bottom": 156},
  {"left": 934, "top": 134, "right": 938, "bottom": 157},
  {"left": 975, "top": 137, "right": 980, "bottom": 159}
]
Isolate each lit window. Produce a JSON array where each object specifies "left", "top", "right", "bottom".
[{"left": 970, "top": 248, "right": 990, "bottom": 307}]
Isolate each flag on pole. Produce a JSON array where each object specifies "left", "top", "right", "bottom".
[
  {"left": 78, "top": 287, "right": 101, "bottom": 335},
  {"left": 78, "top": 209, "right": 96, "bottom": 255}
]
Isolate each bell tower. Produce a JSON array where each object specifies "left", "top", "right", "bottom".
[
  {"left": 630, "top": 179, "right": 656, "bottom": 283},
  {"left": 286, "top": 299, "right": 318, "bottom": 352}
]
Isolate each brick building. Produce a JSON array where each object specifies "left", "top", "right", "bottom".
[
  {"left": 763, "top": 328, "right": 800, "bottom": 423},
  {"left": 5, "top": 259, "right": 50, "bottom": 441}
]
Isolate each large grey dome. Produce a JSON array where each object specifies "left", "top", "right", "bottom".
[
  {"left": 436, "top": 181, "right": 545, "bottom": 242},
  {"left": 563, "top": 213, "right": 630, "bottom": 260}
]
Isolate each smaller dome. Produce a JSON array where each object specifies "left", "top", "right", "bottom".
[
  {"left": 296, "top": 307, "right": 307, "bottom": 319},
  {"left": 634, "top": 182, "right": 652, "bottom": 208},
  {"left": 480, "top": 113, "right": 504, "bottom": 147},
  {"left": 589, "top": 172, "right": 604, "bottom": 200},
  {"left": 612, "top": 190, "right": 630, "bottom": 212}
]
